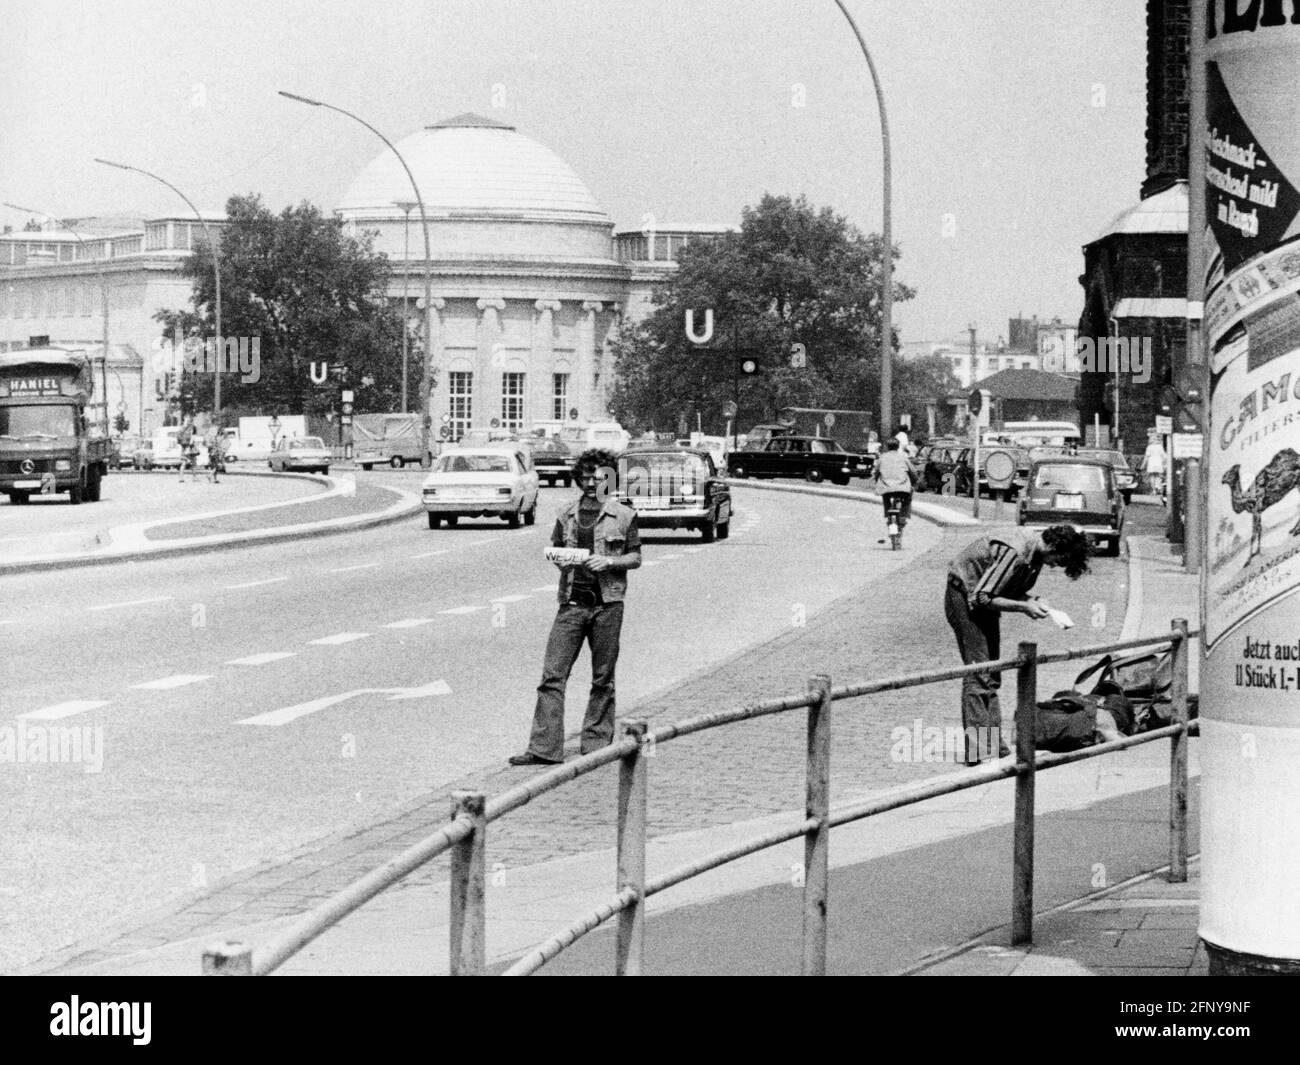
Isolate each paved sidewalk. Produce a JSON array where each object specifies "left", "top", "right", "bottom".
[{"left": 21, "top": 499, "right": 1204, "bottom": 976}]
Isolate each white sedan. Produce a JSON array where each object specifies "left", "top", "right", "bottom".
[
  {"left": 268, "top": 436, "right": 331, "bottom": 474},
  {"left": 421, "top": 445, "right": 539, "bottom": 529}
]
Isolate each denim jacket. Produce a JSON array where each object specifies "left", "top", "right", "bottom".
[{"left": 553, "top": 497, "right": 641, "bottom": 605}]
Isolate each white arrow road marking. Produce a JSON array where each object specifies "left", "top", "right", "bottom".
[
  {"left": 225, "top": 577, "right": 288, "bottom": 590},
  {"left": 19, "top": 699, "right": 110, "bottom": 721},
  {"left": 238, "top": 680, "right": 452, "bottom": 726},
  {"left": 328, "top": 562, "right": 380, "bottom": 573},
  {"left": 87, "top": 596, "right": 174, "bottom": 611},
  {"left": 227, "top": 652, "right": 298, "bottom": 666},
  {"left": 438, "top": 606, "right": 483, "bottom": 615},
  {"left": 308, "top": 632, "right": 371, "bottom": 645},
  {"left": 384, "top": 618, "right": 435, "bottom": 629},
  {"left": 132, "top": 674, "right": 211, "bottom": 690},
  {"left": 491, "top": 594, "right": 531, "bottom": 603}
]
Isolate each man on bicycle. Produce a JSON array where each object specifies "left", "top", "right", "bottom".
[{"left": 873, "top": 437, "right": 916, "bottom": 537}]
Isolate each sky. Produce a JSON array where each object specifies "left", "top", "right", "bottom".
[{"left": 0, "top": 0, "right": 1147, "bottom": 346}]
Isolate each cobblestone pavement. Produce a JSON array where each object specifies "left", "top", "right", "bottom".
[
  {"left": 26, "top": 509, "right": 1138, "bottom": 972},
  {"left": 143, "top": 481, "right": 410, "bottom": 539}
]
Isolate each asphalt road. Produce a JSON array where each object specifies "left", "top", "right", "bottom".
[{"left": 0, "top": 482, "right": 938, "bottom": 970}]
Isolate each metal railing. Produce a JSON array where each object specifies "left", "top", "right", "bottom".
[{"left": 201, "top": 619, "right": 1195, "bottom": 976}]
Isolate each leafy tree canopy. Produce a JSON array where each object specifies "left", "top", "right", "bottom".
[
  {"left": 155, "top": 194, "right": 408, "bottom": 417},
  {"left": 609, "top": 193, "right": 947, "bottom": 435}
]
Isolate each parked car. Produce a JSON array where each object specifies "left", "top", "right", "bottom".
[
  {"left": 558, "top": 422, "right": 631, "bottom": 457},
  {"left": 515, "top": 433, "right": 572, "bottom": 487},
  {"left": 726, "top": 435, "right": 869, "bottom": 485},
  {"left": 919, "top": 443, "right": 973, "bottom": 495},
  {"left": 421, "top": 445, "right": 539, "bottom": 528},
  {"left": 131, "top": 438, "right": 155, "bottom": 471},
  {"left": 268, "top": 435, "right": 331, "bottom": 474},
  {"left": 109, "top": 434, "right": 143, "bottom": 470},
  {"left": 619, "top": 445, "right": 732, "bottom": 540},
  {"left": 1017, "top": 456, "right": 1124, "bottom": 556}
]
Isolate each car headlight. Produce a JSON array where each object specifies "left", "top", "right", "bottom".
[{"left": 55, "top": 459, "right": 71, "bottom": 471}]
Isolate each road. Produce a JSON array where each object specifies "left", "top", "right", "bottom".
[{"left": 0, "top": 482, "right": 937, "bottom": 970}]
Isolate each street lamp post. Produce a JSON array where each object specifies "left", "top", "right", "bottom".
[
  {"left": 92, "top": 159, "right": 223, "bottom": 414},
  {"left": 279, "top": 91, "right": 435, "bottom": 467},
  {"left": 394, "top": 199, "right": 417, "bottom": 413},
  {"left": 832, "top": 0, "right": 893, "bottom": 438},
  {"left": 5, "top": 201, "right": 111, "bottom": 426}
]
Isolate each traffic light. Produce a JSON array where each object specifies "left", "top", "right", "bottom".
[{"left": 736, "top": 353, "right": 762, "bottom": 376}]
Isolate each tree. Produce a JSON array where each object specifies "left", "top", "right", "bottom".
[
  {"left": 155, "top": 194, "right": 406, "bottom": 417},
  {"left": 608, "top": 193, "right": 916, "bottom": 433},
  {"left": 893, "top": 354, "right": 961, "bottom": 438}
]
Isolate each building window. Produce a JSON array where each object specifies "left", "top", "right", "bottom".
[
  {"left": 552, "top": 372, "right": 570, "bottom": 422},
  {"left": 449, "top": 371, "right": 473, "bottom": 441},
  {"left": 501, "top": 372, "right": 525, "bottom": 430}
]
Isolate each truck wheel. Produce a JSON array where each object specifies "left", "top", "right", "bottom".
[
  {"left": 390, "top": 456, "right": 405, "bottom": 469},
  {"left": 87, "top": 466, "right": 103, "bottom": 502},
  {"left": 805, "top": 468, "right": 825, "bottom": 484},
  {"left": 69, "top": 474, "right": 84, "bottom": 505}
]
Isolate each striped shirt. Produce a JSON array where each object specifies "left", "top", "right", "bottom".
[{"left": 949, "top": 530, "right": 1042, "bottom": 612}]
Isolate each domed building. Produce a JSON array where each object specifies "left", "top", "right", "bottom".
[{"left": 334, "top": 113, "right": 730, "bottom": 438}]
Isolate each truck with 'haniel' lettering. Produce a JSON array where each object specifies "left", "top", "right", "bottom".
[{"left": 0, "top": 347, "right": 111, "bottom": 504}]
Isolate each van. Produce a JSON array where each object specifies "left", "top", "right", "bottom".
[{"left": 559, "top": 422, "right": 630, "bottom": 457}]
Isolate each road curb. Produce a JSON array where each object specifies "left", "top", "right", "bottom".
[
  {"left": 722, "top": 478, "right": 981, "bottom": 527},
  {"left": 0, "top": 472, "right": 421, "bottom": 575}
]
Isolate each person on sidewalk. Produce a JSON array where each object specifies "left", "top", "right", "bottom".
[
  {"left": 1141, "top": 428, "right": 1167, "bottom": 503},
  {"left": 872, "top": 437, "right": 916, "bottom": 541},
  {"left": 203, "top": 421, "right": 224, "bottom": 484},
  {"left": 177, "top": 417, "right": 199, "bottom": 483},
  {"left": 509, "top": 449, "right": 641, "bottom": 767},
  {"left": 945, "top": 525, "right": 1092, "bottom": 765}
]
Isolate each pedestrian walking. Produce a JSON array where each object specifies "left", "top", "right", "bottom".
[
  {"left": 509, "top": 449, "right": 642, "bottom": 766},
  {"left": 203, "top": 422, "right": 224, "bottom": 483},
  {"left": 177, "top": 417, "right": 199, "bottom": 482},
  {"left": 1141, "top": 428, "right": 1167, "bottom": 502},
  {"left": 944, "top": 525, "right": 1092, "bottom": 764}
]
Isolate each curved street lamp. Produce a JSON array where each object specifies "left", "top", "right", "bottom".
[
  {"left": 4, "top": 201, "right": 112, "bottom": 423},
  {"left": 832, "top": 0, "right": 894, "bottom": 437},
  {"left": 279, "top": 91, "right": 435, "bottom": 466},
  {"left": 92, "top": 159, "right": 224, "bottom": 414}
]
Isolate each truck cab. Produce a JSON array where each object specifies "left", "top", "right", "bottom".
[{"left": 0, "top": 347, "right": 111, "bottom": 505}]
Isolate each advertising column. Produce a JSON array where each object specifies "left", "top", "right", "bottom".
[{"left": 1201, "top": 3, "right": 1300, "bottom": 976}]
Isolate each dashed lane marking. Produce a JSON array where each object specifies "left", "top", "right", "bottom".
[
  {"left": 131, "top": 674, "right": 211, "bottom": 691},
  {"left": 438, "top": 606, "right": 484, "bottom": 615},
  {"left": 328, "top": 563, "right": 381, "bottom": 573},
  {"left": 410, "top": 549, "right": 451, "bottom": 559},
  {"left": 384, "top": 618, "right": 435, "bottom": 629},
  {"left": 87, "top": 596, "right": 174, "bottom": 611},
  {"left": 227, "top": 652, "right": 298, "bottom": 666},
  {"left": 308, "top": 632, "right": 372, "bottom": 646},
  {"left": 225, "top": 577, "right": 289, "bottom": 590},
  {"left": 18, "top": 700, "right": 111, "bottom": 721},
  {"left": 491, "top": 594, "right": 531, "bottom": 603},
  {"left": 237, "top": 680, "right": 452, "bottom": 727},
  {"left": 532, "top": 585, "right": 559, "bottom": 592},
  {"left": 659, "top": 554, "right": 681, "bottom": 560}
]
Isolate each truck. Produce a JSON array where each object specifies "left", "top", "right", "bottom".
[
  {"left": 353, "top": 413, "right": 426, "bottom": 470},
  {"left": 0, "top": 346, "right": 112, "bottom": 504}
]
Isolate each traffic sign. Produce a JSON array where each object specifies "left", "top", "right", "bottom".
[
  {"left": 341, "top": 389, "right": 354, "bottom": 404},
  {"left": 823, "top": 411, "right": 836, "bottom": 428},
  {"left": 1172, "top": 432, "right": 1204, "bottom": 459},
  {"left": 983, "top": 449, "right": 1016, "bottom": 490},
  {"left": 341, "top": 414, "right": 352, "bottom": 425},
  {"left": 723, "top": 400, "right": 738, "bottom": 419},
  {"left": 341, "top": 402, "right": 353, "bottom": 415},
  {"left": 490, "top": 417, "right": 500, "bottom": 428},
  {"left": 569, "top": 407, "right": 579, "bottom": 420},
  {"left": 1155, "top": 415, "right": 1173, "bottom": 435},
  {"left": 440, "top": 412, "right": 451, "bottom": 423}
]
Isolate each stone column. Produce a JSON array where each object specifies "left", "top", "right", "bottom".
[
  {"left": 476, "top": 297, "right": 505, "bottom": 428},
  {"left": 577, "top": 301, "right": 602, "bottom": 424},
  {"left": 533, "top": 299, "right": 561, "bottom": 427},
  {"left": 421, "top": 297, "right": 447, "bottom": 441},
  {"left": 597, "top": 303, "right": 622, "bottom": 421}
]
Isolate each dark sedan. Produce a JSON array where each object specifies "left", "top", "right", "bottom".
[
  {"left": 618, "top": 446, "right": 732, "bottom": 540},
  {"left": 1017, "top": 456, "right": 1124, "bottom": 556},
  {"left": 726, "top": 435, "right": 870, "bottom": 485}
]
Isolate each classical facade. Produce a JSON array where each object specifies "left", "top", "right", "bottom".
[
  {"left": 0, "top": 113, "right": 731, "bottom": 439},
  {"left": 334, "top": 113, "right": 730, "bottom": 438}
]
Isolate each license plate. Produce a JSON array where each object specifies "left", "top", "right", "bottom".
[
  {"left": 630, "top": 496, "right": 672, "bottom": 509},
  {"left": 1054, "top": 494, "right": 1084, "bottom": 510}
]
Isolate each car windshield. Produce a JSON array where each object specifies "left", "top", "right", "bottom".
[
  {"left": 0, "top": 405, "right": 76, "bottom": 438},
  {"left": 439, "top": 453, "right": 513, "bottom": 473},
  {"left": 291, "top": 437, "right": 325, "bottom": 449},
  {"left": 1034, "top": 464, "right": 1107, "bottom": 492},
  {"left": 620, "top": 452, "right": 710, "bottom": 495},
  {"left": 1079, "top": 449, "right": 1129, "bottom": 468}
]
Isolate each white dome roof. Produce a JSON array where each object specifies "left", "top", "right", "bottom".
[{"left": 336, "top": 114, "right": 609, "bottom": 223}]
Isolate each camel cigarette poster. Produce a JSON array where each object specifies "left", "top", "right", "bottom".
[{"left": 1206, "top": 323, "right": 1300, "bottom": 664}]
